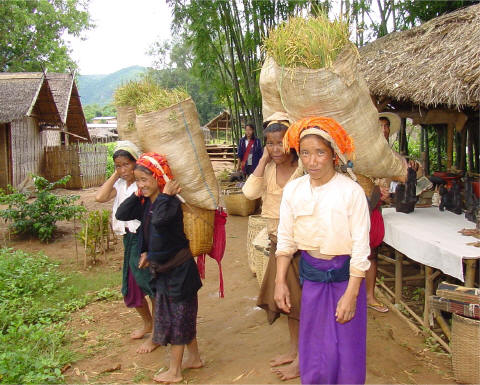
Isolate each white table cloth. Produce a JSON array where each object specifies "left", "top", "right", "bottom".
[{"left": 382, "top": 207, "right": 480, "bottom": 281}]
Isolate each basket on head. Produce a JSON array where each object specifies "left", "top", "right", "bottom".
[
  {"left": 182, "top": 204, "right": 215, "bottom": 256},
  {"left": 223, "top": 188, "right": 257, "bottom": 216},
  {"left": 451, "top": 313, "right": 480, "bottom": 384},
  {"left": 247, "top": 215, "right": 268, "bottom": 275}
]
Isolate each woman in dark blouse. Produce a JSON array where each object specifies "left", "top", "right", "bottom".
[{"left": 116, "top": 152, "right": 203, "bottom": 383}]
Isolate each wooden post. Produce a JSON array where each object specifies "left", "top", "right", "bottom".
[
  {"left": 436, "top": 126, "right": 443, "bottom": 171},
  {"left": 424, "top": 266, "right": 433, "bottom": 328},
  {"left": 395, "top": 250, "right": 403, "bottom": 304},
  {"left": 424, "top": 126, "right": 430, "bottom": 176},
  {"left": 446, "top": 123, "right": 454, "bottom": 169},
  {"left": 468, "top": 125, "right": 474, "bottom": 171},
  {"left": 464, "top": 259, "right": 477, "bottom": 287},
  {"left": 459, "top": 126, "right": 468, "bottom": 171}
]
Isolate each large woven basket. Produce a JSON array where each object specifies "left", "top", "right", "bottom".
[
  {"left": 182, "top": 204, "right": 215, "bottom": 256},
  {"left": 252, "top": 227, "right": 270, "bottom": 286},
  {"left": 451, "top": 313, "right": 480, "bottom": 384},
  {"left": 223, "top": 188, "right": 257, "bottom": 216},
  {"left": 247, "top": 215, "right": 268, "bottom": 275}
]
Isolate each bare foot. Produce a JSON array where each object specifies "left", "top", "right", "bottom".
[
  {"left": 130, "top": 323, "right": 152, "bottom": 339},
  {"left": 269, "top": 352, "right": 296, "bottom": 367},
  {"left": 136, "top": 337, "right": 160, "bottom": 354},
  {"left": 182, "top": 356, "right": 204, "bottom": 370},
  {"left": 153, "top": 369, "right": 183, "bottom": 383},
  {"left": 272, "top": 361, "right": 300, "bottom": 381}
]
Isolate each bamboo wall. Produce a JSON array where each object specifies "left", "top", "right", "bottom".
[
  {"left": 10, "top": 117, "right": 43, "bottom": 187},
  {"left": 41, "top": 130, "right": 61, "bottom": 147},
  {"left": 44, "top": 143, "right": 107, "bottom": 189}
]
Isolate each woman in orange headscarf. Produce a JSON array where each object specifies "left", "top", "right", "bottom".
[
  {"left": 274, "top": 117, "right": 370, "bottom": 384},
  {"left": 116, "top": 153, "right": 203, "bottom": 384}
]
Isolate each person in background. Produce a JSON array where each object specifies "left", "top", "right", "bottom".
[
  {"left": 237, "top": 123, "right": 263, "bottom": 178},
  {"left": 274, "top": 117, "right": 370, "bottom": 384},
  {"left": 243, "top": 113, "right": 304, "bottom": 380},
  {"left": 95, "top": 141, "right": 156, "bottom": 353}
]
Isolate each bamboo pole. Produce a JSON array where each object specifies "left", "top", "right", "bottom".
[
  {"left": 84, "top": 220, "right": 88, "bottom": 269},
  {"left": 447, "top": 123, "right": 454, "bottom": 169},
  {"left": 395, "top": 250, "right": 403, "bottom": 304}
]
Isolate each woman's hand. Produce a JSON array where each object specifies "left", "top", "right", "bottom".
[
  {"left": 163, "top": 180, "right": 181, "bottom": 196},
  {"left": 335, "top": 292, "right": 357, "bottom": 324},
  {"left": 380, "top": 186, "right": 390, "bottom": 203},
  {"left": 260, "top": 146, "right": 271, "bottom": 164},
  {"left": 138, "top": 252, "right": 149, "bottom": 268},
  {"left": 274, "top": 281, "right": 291, "bottom": 313}
]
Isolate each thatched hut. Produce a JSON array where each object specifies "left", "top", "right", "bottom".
[
  {"left": 359, "top": 3, "right": 479, "bottom": 173},
  {"left": 44, "top": 72, "right": 91, "bottom": 145},
  {"left": 0, "top": 73, "right": 63, "bottom": 189}
]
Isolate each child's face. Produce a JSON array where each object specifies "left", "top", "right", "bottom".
[
  {"left": 265, "top": 130, "right": 288, "bottom": 164},
  {"left": 114, "top": 156, "right": 136, "bottom": 182},
  {"left": 134, "top": 169, "right": 159, "bottom": 198},
  {"left": 299, "top": 135, "right": 335, "bottom": 181}
]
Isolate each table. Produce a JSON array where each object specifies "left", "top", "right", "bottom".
[{"left": 382, "top": 206, "right": 479, "bottom": 328}]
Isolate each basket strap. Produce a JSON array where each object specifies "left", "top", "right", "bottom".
[{"left": 178, "top": 103, "right": 219, "bottom": 209}]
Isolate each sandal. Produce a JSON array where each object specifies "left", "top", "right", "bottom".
[{"left": 368, "top": 302, "right": 389, "bottom": 313}]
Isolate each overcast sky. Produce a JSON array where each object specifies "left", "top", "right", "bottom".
[{"left": 67, "top": 0, "right": 172, "bottom": 75}]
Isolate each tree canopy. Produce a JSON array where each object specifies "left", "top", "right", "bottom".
[{"left": 0, "top": 0, "right": 92, "bottom": 72}]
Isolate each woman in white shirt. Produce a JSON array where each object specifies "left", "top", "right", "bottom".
[
  {"left": 274, "top": 117, "right": 371, "bottom": 384},
  {"left": 95, "top": 141, "right": 155, "bottom": 354}
]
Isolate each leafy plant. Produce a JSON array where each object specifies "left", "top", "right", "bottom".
[
  {"left": 0, "top": 175, "right": 86, "bottom": 242},
  {"left": 102, "top": 141, "right": 118, "bottom": 178}
]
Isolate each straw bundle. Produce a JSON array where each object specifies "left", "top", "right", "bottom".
[
  {"left": 114, "top": 78, "right": 189, "bottom": 115},
  {"left": 182, "top": 204, "right": 215, "bottom": 257},
  {"left": 263, "top": 14, "right": 349, "bottom": 69},
  {"left": 260, "top": 14, "right": 407, "bottom": 180},
  {"left": 247, "top": 215, "right": 268, "bottom": 275}
]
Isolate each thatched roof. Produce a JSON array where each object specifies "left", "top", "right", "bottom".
[
  {"left": 46, "top": 73, "right": 91, "bottom": 142},
  {"left": 0, "top": 73, "right": 61, "bottom": 124},
  {"left": 359, "top": 4, "right": 480, "bottom": 109},
  {"left": 205, "top": 110, "right": 231, "bottom": 130}
]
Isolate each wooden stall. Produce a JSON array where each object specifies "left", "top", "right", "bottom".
[{"left": 357, "top": 4, "right": 480, "bottom": 351}]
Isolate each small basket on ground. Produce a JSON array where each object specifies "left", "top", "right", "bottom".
[
  {"left": 252, "top": 227, "right": 270, "bottom": 286},
  {"left": 223, "top": 188, "right": 257, "bottom": 216},
  {"left": 451, "top": 313, "right": 480, "bottom": 384},
  {"left": 182, "top": 204, "right": 215, "bottom": 256},
  {"left": 247, "top": 215, "right": 268, "bottom": 275}
]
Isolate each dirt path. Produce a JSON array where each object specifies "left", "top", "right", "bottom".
[{"left": 2, "top": 187, "right": 454, "bottom": 384}]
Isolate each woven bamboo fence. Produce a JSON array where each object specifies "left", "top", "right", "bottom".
[{"left": 44, "top": 143, "right": 107, "bottom": 189}]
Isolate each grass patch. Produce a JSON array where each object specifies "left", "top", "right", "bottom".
[
  {"left": 0, "top": 248, "right": 121, "bottom": 384},
  {"left": 263, "top": 13, "right": 350, "bottom": 69}
]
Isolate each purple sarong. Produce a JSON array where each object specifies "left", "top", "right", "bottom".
[
  {"left": 299, "top": 252, "right": 366, "bottom": 385},
  {"left": 124, "top": 267, "right": 145, "bottom": 308}
]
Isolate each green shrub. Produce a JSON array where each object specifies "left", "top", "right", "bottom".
[
  {"left": 103, "top": 141, "right": 117, "bottom": 178},
  {"left": 0, "top": 175, "right": 86, "bottom": 242}
]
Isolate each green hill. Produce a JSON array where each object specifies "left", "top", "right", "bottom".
[{"left": 77, "top": 66, "right": 147, "bottom": 106}]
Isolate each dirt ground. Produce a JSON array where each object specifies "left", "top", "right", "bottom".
[{"left": 1, "top": 179, "right": 455, "bottom": 384}]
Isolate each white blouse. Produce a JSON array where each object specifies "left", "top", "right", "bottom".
[
  {"left": 111, "top": 178, "right": 141, "bottom": 235},
  {"left": 276, "top": 173, "right": 371, "bottom": 277}
]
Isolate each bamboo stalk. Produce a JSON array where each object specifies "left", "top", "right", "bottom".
[{"left": 84, "top": 220, "right": 88, "bottom": 269}]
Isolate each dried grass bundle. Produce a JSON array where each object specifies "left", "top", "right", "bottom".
[
  {"left": 114, "top": 78, "right": 189, "bottom": 114},
  {"left": 263, "top": 14, "right": 350, "bottom": 69}
]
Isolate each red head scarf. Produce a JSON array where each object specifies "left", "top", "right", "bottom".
[{"left": 136, "top": 152, "right": 174, "bottom": 192}]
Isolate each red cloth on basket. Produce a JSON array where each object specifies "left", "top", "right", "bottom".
[{"left": 197, "top": 209, "right": 228, "bottom": 297}]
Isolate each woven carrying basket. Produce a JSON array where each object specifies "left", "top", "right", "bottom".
[
  {"left": 223, "top": 188, "right": 257, "bottom": 216},
  {"left": 252, "top": 227, "right": 270, "bottom": 286},
  {"left": 255, "top": 247, "right": 270, "bottom": 286},
  {"left": 451, "top": 313, "right": 480, "bottom": 384},
  {"left": 182, "top": 204, "right": 215, "bottom": 256},
  {"left": 247, "top": 215, "right": 268, "bottom": 275}
]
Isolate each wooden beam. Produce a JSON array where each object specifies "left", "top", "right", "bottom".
[
  {"left": 447, "top": 123, "right": 454, "bottom": 169},
  {"left": 464, "top": 259, "right": 477, "bottom": 288},
  {"left": 395, "top": 250, "right": 403, "bottom": 304}
]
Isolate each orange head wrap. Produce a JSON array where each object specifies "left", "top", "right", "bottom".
[
  {"left": 136, "top": 152, "right": 174, "bottom": 192},
  {"left": 283, "top": 117, "right": 354, "bottom": 156}
]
